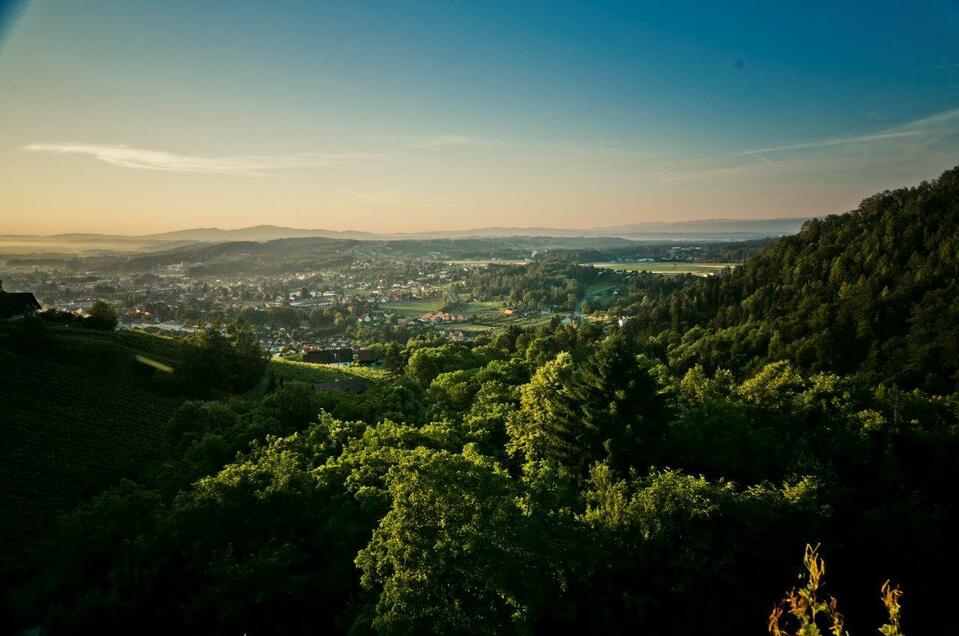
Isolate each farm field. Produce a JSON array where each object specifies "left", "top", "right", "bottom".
[
  {"left": 379, "top": 297, "right": 445, "bottom": 318},
  {"left": 443, "top": 259, "right": 531, "bottom": 266},
  {"left": 467, "top": 312, "right": 553, "bottom": 330},
  {"left": 459, "top": 300, "right": 503, "bottom": 318},
  {"left": 379, "top": 297, "right": 517, "bottom": 332},
  {"left": 587, "top": 261, "right": 737, "bottom": 275},
  {"left": 455, "top": 323, "right": 495, "bottom": 333},
  {"left": 379, "top": 296, "right": 555, "bottom": 333}
]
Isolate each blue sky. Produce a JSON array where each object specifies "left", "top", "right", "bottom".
[{"left": 1, "top": 0, "right": 958, "bottom": 234}]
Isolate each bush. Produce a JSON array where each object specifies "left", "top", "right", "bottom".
[{"left": 85, "top": 300, "right": 118, "bottom": 331}]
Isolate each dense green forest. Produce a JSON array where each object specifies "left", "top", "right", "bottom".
[
  {"left": 461, "top": 261, "right": 615, "bottom": 310},
  {"left": 3, "top": 168, "right": 959, "bottom": 634},
  {"left": 612, "top": 167, "right": 959, "bottom": 393}
]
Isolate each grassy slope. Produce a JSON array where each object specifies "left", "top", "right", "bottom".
[
  {"left": 270, "top": 356, "right": 389, "bottom": 383},
  {"left": 0, "top": 326, "right": 184, "bottom": 564}
]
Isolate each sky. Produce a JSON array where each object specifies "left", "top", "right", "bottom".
[{"left": 1, "top": 0, "right": 959, "bottom": 235}]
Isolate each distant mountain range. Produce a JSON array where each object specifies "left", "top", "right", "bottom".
[
  {"left": 140, "top": 225, "right": 379, "bottom": 241},
  {"left": 4, "top": 218, "right": 810, "bottom": 245},
  {"left": 143, "top": 218, "right": 809, "bottom": 241}
]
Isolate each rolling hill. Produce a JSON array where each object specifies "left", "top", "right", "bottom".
[
  {"left": 0, "top": 325, "right": 184, "bottom": 566},
  {"left": 625, "top": 165, "right": 959, "bottom": 392},
  {"left": 0, "top": 322, "right": 388, "bottom": 571},
  {"left": 2, "top": 217, "right": 809, "bottom": 252}
]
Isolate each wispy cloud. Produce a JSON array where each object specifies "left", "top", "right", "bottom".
[
  {"left": 733, "top": 130, "right": 923, "bottom": 157},
  {"left": 408, "top": 134, "right": 474, "bottom": 149},
  {"left": 911, "top": 63, "right": 959, "bottom": 71},
  {"left": 24, "top": 143, "right": 384, "bottom": 175},
  {"left": 656, "top": 107, "right": 959, "bottom": 182}
]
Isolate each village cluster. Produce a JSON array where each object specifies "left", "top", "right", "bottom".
[{"left": 1, "top": 257, "right": 597, "bottom": 358}]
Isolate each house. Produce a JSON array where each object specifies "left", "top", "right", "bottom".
[
  {"left": 303, "top": 350, "right": 335, "bottom": 364},
  {"left": 333, "top": 347, "right": 352, "bottom": 365},
  {"left": 356, "top": 349, "right": 384, "bottom": 366},
  {"left": 0, "top": 292, "right": 41, "bottom": 319},
  {"left": 302, "top": 347, "right": 355, "bottom": 365}
]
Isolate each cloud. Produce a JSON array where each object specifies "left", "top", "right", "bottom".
[
  {"left": 24, "top": 143, "right": 384, "bottom": 175},
  {"left": 408, "top": 134, "right": 474, "bottom": 149},
  {"left": 901, "top": 106, "right": 959, "bottom": 129},
  {"left": 911, "top": 63, "right": 959, "bottom": 71},
  {"left": 656, "top": 107, "right": 959, "bottom": 182},
  {"left": 731, "top": 107, "right": 959, "bottom": 159},
  {"left": 733, "top": 130, "right": 923, "bottom": 157}
]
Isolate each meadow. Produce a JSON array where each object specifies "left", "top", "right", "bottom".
[
  {"left": 587, "top": 261, "right": 737, "bottom": 275},
  {"left": 378, "top": 297, "right": 445, "bottom": 317},
  {"left": 443, "top": 259, "right": 531, "bottom": 266}
]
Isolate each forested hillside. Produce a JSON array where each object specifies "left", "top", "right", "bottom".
[{"left": 616, "top": 167, "right": 959, "bottom": 393}]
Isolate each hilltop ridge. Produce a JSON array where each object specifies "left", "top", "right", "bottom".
[
  {"left": 621, "top": 165, "right": 959, "bottom": 392},
  {"left": 3, "top": 217, "right": 810, "bottom": 245}
]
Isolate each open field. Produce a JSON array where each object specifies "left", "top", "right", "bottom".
[
  {"left": 455, "top": 323, "right": 495, "bottom": 333},
  {"left": 443, "top": 259, "right": 531, "bottom": 266},
  {"left": 270, "top": 357, "right": 389, "bottom": 383},
  {"left": 460, "top": 300, "right": 503, "bottom": 318},
  {"left": 585, "top": 281, "right": 620, "bottom": 299},
  {"left": 379, "top": 298, "right": 511, "bottom": 333},
  {"left": 587, "top": 262, "right": 737, "bottom": 275},
  {"left": 467, "top": 312, "right": 553, "bottom": 329},
  {"left": 379, "top": 297, "right": 445, "bottom": 317}
]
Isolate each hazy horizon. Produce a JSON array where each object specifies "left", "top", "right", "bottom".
[
  {"left": 2, "top": 1, "right": 959, "bottom": 235},
  {"left": 2, "top": 217, "right": 813, "bottom": 240}
]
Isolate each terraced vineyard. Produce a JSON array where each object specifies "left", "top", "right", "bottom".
[{"left": 0, "top": 326, "right": 184, "bottom": 566}]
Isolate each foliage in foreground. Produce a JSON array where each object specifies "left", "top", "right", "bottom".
[
  {"left": 769, "top": 545, "right": 904, "bottom": 636},
  {"left": 6, "top": 324, "right": 954, "bottom": 634}
]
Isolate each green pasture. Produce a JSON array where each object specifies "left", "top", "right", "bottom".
[
  {"left": 587, "top": 262, "right": 736, "bottom": 276},
  {"left": 379, "top": 297, "right": 445, "bottom": 317}
]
